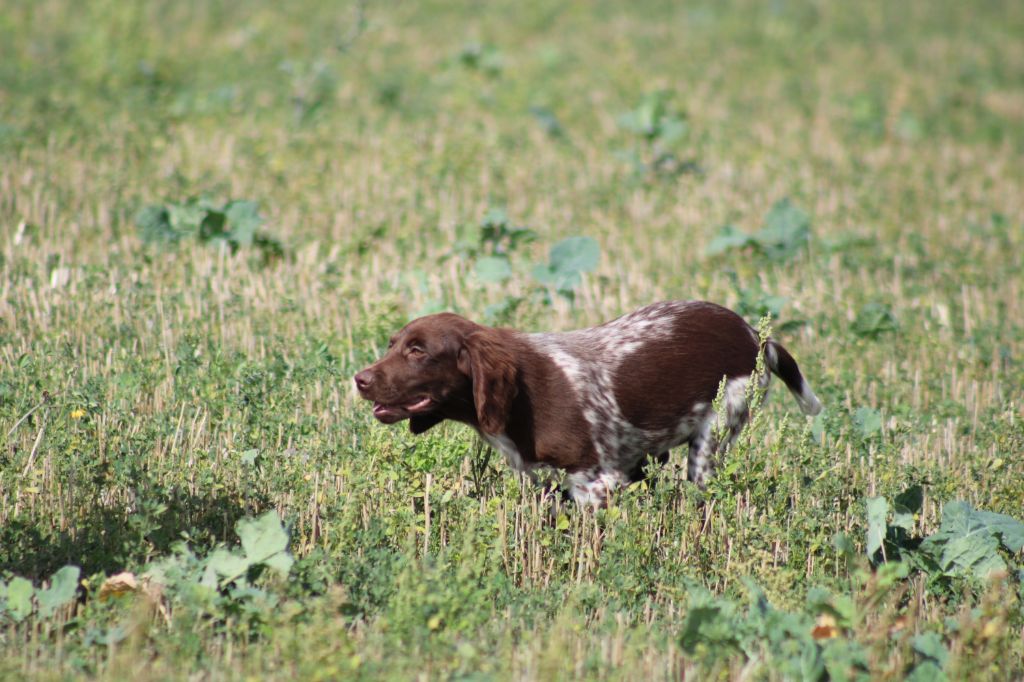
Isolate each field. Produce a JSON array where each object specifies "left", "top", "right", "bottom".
[{"left": 2, "top": 0, "right": 1023, "bottom": 678}]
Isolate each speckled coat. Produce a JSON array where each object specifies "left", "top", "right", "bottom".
[{"left": 355, "top": 301, "right": 822, "bottom": 506}]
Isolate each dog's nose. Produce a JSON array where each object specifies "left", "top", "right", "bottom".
[{"left": 354, "top": 370, "right": 374, "bottom": 392}]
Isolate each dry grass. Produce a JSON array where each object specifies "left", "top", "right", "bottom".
[{"left": 1, "top": 0, "right": 1023, "bottom": 678}]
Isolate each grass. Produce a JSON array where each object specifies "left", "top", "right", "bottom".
[{"left": 1, "top": 0, "right": 1023, "bottom": 678}]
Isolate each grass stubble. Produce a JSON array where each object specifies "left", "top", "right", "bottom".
[{"left": 1, "top": 0, "right": 1023, "bottom": 678}]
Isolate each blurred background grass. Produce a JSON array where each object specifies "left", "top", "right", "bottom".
[{"left": 1, "top": 0, "right": 1023, "bottom": 678}]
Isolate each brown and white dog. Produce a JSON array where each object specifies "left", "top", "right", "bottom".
[{"left": 354, "top": 301, "right": 821, "bottom": 506}]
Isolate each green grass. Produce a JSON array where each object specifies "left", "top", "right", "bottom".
[{"left": 1, "top": 0, "right": 1023, "bottom": 678}]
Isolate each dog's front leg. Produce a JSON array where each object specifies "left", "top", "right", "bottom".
[{"left": 565, "top": 469, "right": 628, "bottom": 508}]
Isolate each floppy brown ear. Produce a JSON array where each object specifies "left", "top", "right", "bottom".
[
  {"left": 458, "top": 329, "right": 518, "bottom": 435},
  {"left": 409, "top": 414, "right": 443, "bottom": 434}
]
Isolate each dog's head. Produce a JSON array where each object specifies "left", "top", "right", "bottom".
[{"left": 354, "top": 313, "right": 518, "bottom": 435}]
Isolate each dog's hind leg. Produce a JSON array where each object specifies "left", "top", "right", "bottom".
[{"left": 687, "top": 375, "right": 761, "bottom": 488}]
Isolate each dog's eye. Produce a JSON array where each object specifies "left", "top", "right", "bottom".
[{"left": 406, "top": 344, "right": 426, "bottom": 358}]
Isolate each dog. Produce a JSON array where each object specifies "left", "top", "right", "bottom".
[{"left": 354, "top": 300, "right": 822, "bottom": 506}]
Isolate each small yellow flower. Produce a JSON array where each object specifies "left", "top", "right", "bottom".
[
  {"left": 70, "top": 408, "right": 86, "bottom": 420},
  {"left": 99, "top": 572, "right": 138, "bottom": 600},
  {"left": 812, "top": 614, "right": 839, "bottom": 640}
]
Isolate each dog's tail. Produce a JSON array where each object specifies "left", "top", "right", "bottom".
[{"left": 765, "top": 340, "right": 822, "bottom": 416}]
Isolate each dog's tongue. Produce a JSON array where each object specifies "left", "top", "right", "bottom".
[
  {"left": 373, "top": 397, "right": 431, "bottom": 422},
  {"left": 407, "top": 396, "right": 431, "bottom": 411},
  {"left": 373, "top": 403, "right": 401, "bottom": 421}
]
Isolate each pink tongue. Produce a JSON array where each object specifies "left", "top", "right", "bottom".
[
  {"left": 373, "top": 398, "right": 429, "bottom": 417},
  {"left": 408, "top": 397, "right": 431, "bottom": 411}
]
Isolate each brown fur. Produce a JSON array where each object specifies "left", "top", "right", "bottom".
[
  {"left": 613, "top": 304, "right": 759, "bottom": 431},
  {"left": 355, "top": 316, "right": 597, "bottom": 472},
  {"left": 354, "top": 301, "right": 821, "bottom": 502}
]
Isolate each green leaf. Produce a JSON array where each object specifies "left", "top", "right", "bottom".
[
  {"left": 830, "top": 594, "right": 857, "bottom": 628},
  {"left": 529, "top": 106, "right": 565, "bottom": 138},
  {"left": 225, "top": 200, "right": 262, "bottom": 247},
  {"left": 679, "top": 603, "right": 730, "bottom": 654},
  {"left": 198, "top": 209, "right": 228, "bottom": 243},
  {"left": 451, "top": 223, "right": 482, "bottom": 256},
  {"left": 475, "top": 208, "right": 535, "bottom": 256},
  {"left": 657, "top": 117, "right": 688, "bottom": 145},
  {"left": 5, "top": 577, "right": 33, "bottom": 623},
  {"left": 480, "top": 206, "right": 508, "bottom": 227},
  {"left": 135, "top": 197, "right": 278, "bottom": 259},
  {"left": 935, "top": 501, "right": 973, "bottom": 535},
  {"left": 704, "top": 200, "right": 811, "bottom": 261},
  {"left": 237, "top": 511, "right": 289, "bottom": 562},
  {"left": 236, "top": 510, "right": 293, "bottom": 575},
  {"left": 807, "top": 585, "right": 857, "bottom": 628},
  {"left": 507, "top": 226, "right": 538, "bottom": 250},
  {"left": 207, "top": 548, "right": 250, "bottom": 583},
  {"left": 811, "top": 411, "right": 828, "bottom": 444},
  {"left": 135, "top": 205, "right": 176, "bottom": 243},
  {"left": 854, "top": 407, "right": 882, "bottom": 439},
  {"left": 457, "top": 43, "right": 503, "bottom": 74},
  {"left": 705, "top": 225, "right": 753, "bottom": 257},
  {"left": 891, "top": 509, "right": 915, "bottom": 532},
  {"left": 36, "top": 566, "right": 80, "bottom": 619},
  {"left": 832, "top": 531, "right": 856, "bottom": 559},
  {"left": 531, "top": 262, "right": 559, "bottom": 286},
  {"left": 617, "top": 91, "right": 686, "bottom": 144},
  {"left": 892, "top": 485, "right": 923, "bottom": 530},
  {"left": 532, "top": 236, "right": 600, "bottom": 295},
  {"left": 548, "top": 236, "right": 600, "bottom": 275},
  {"left": 474, "top": 256, "right": 513, "bottom": 284},
  {"left": 730, "top": 276, "right": 788, "bottom": 321},
  {"left": 940, "top": 533, "right": 1005, "bottom": 577},
  {"left": 822, "top": 638, "right": 871, "bottom": 682},
  {"left": 866, "top": 496, "right": 889, "bottom": 559},
  {"left": 761, "top": 295, "right": 788, "bottom": 318},
  {"left": 852, "top": 302, "right": 898, "bottom": 338},
  {"left": 875, "top": 560, "right": 909, "bottom": 588},
  {"left": 911, "top": 632, "right": 949, "bottom": 667},
  {"left": 262, "top": 553, "right": 294, "bottom": 575},
  {"left": 199, "top": 561, "right": 221, "bottom": 589},
  {"left": 87, "top": 624, "right": 131, "bottom": 647},
  {"left": 168, "top": 200, "right": 206, "bottom": 235},
  {"left": 971, "top": 509, "right": 1024, "bottom": 553},
  {"left": 483, "top": 296, "right": 523, "bottom": 325},
  {"left": 756, "top": 198, "right": 811, "bottom": 260},
  {"left": 918, "top": 501, "right": 1023, "bottom": 579},
  {"left": 533, "top": 263, "right": 581, "bottom": 294},
  {"left": 906, "top": 661, "right": 947, "bottom": 682},
  {"left": 894, "top": 485, "right": 924, "bottom": 514}
]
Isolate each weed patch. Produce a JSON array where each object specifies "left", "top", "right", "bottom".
[{"left": 2, "top": 0, "right": 1023, "bottom": 677}]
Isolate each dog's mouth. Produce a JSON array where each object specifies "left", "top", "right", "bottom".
[{"left": 372, "top": 396, "right": 433, "bottom": 424}]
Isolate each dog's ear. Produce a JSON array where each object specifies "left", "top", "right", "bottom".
[
  {"left": 409, "top": 414, "right": 443, "bottom": 434},
  {"left": 458, "top": 329, "right": 518, "bottom": 435}
]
